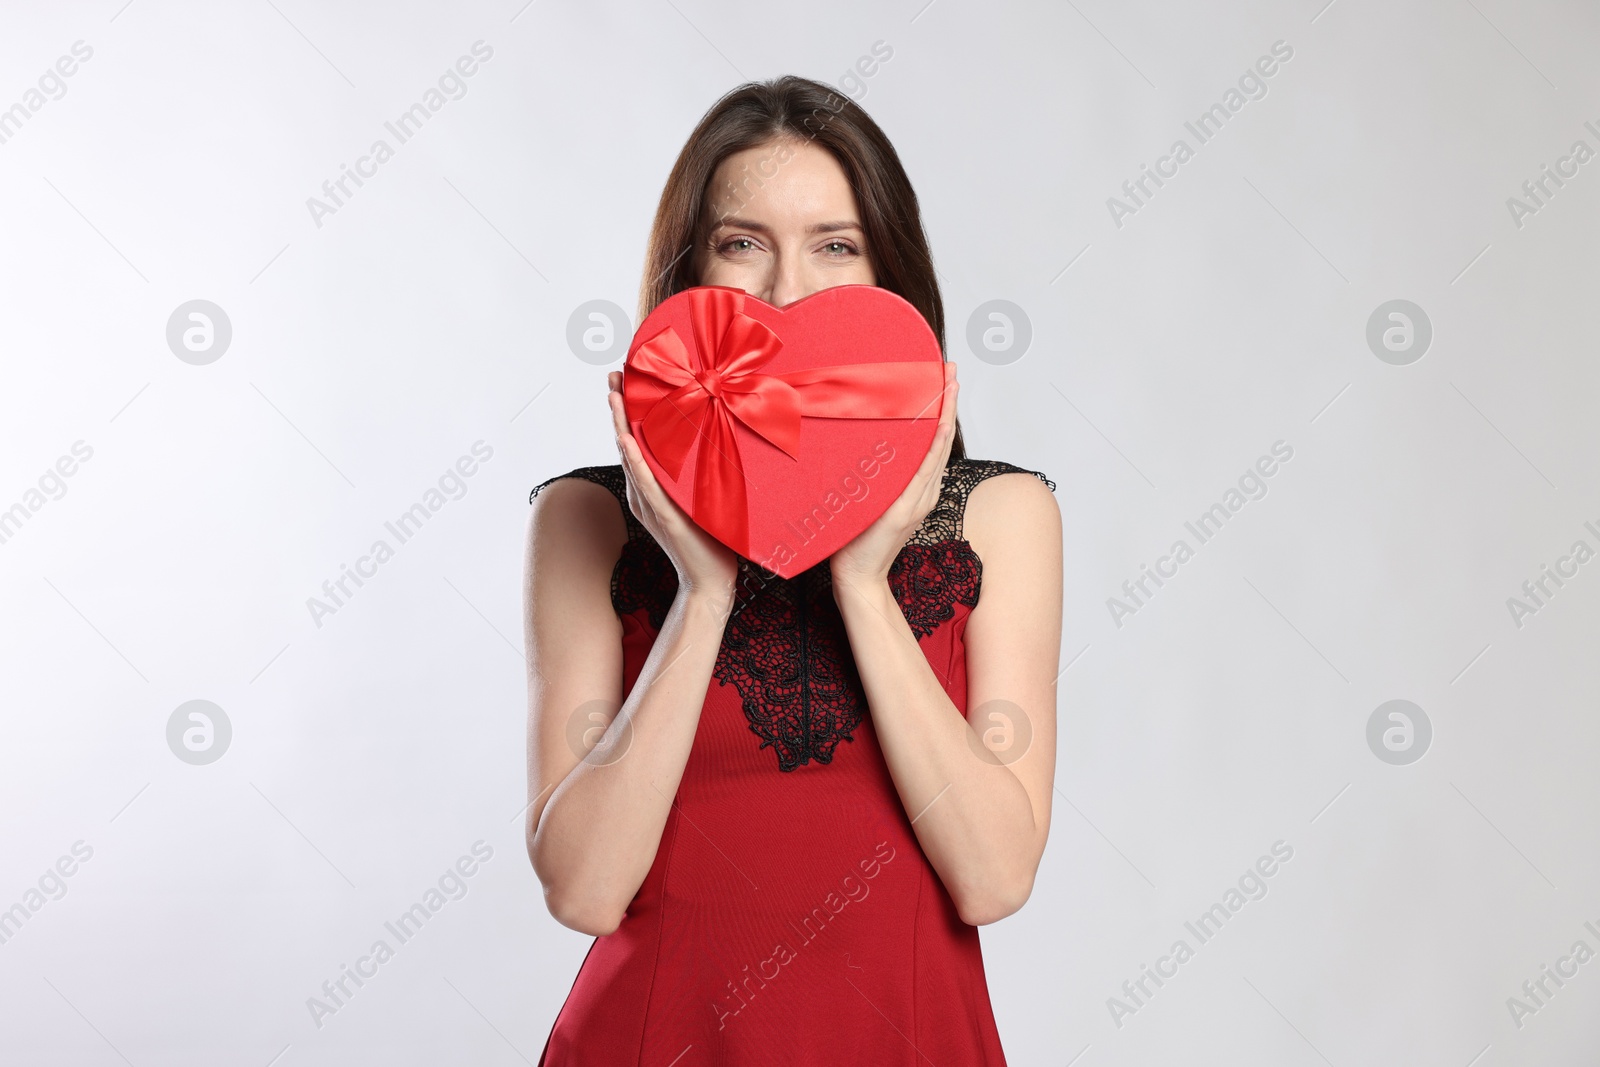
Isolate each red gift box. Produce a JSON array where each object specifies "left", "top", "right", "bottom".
[{"left": 622, "top": 284, "right": 946, "bottom": 579}]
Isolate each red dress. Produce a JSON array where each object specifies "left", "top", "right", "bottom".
[{"left": 528, "top": 457, "right": 1055, "bottom": 1066}]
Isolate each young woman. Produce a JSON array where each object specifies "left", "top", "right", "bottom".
[{"left": 524, "top": 75, "right": 1062, "bottom": 1065}]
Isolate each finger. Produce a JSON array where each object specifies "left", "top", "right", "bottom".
[
  {"left": 917, "top": 417, "right": 956, "bottom": 509},
  {"left": 915, "top": 417, "right": 951, "bottom": 480},
  {"left": 607, "top": 385, "right": 629, "bottom": 441},
  {"left": 610, "top": 379, "right": 659, "bottom": 530},
  {"left": 617, "top": 427, "right": 647, "bottom": 488},
  {"left": 931, "top": 377, "right": 958, "bottom": 480},
  {"left": 614, "top": 437, "right": 640, "bottom": 522},
  {"left": 616, "top": 432, "right": 660, "bottom": 528},
  {"left": 937, "top": 384, "right": 957, "bottom": 461},
  {"left": 610, "top": 392, "right": 654, "bottom": 494},
  {"left": 891, "top": 419, "right": 949, "bottom": 524},
  {"left": 608, "top": 371, "right": 622, "bottom": 407},
  {"left": 923, "top": 422, "right": 954, "bottom": 511},
  {"left": 619, "top": 425, "right": 677, "bottom": 528}
]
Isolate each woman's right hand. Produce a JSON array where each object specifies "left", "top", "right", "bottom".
[{"left": 608, "top": 371, "right": 740, "bottom": 600}]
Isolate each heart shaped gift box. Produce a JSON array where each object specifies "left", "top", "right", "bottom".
[{"left": 621, "top": 284, "right": 946, "bottom": 579}]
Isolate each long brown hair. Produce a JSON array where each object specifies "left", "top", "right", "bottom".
[{"left": 638, "top": 74, "right": 966, "bottom": 461}]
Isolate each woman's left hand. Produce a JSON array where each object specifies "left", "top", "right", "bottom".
[{"left": 829, "top": 361, "right": 958, "bottom": 591}]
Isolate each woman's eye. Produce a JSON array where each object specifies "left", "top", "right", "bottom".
[
  {"left": 823, "top": 240, "right": 858, "bottom": 256},
  {"left": 721, "top": 237, "right": 756, "bottom": 253}
]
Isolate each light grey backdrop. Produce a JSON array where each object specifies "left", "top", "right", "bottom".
[{"left": 2, "top": 0, "right": 1597, "bottom": 1063}]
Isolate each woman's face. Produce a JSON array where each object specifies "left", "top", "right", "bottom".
[{"left": 693, "top": 138, "right": 875, "bottom": 308}]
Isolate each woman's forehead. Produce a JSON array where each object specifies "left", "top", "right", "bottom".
[{"left": 703, "top": 143, "right": 860, "bottom": 224}]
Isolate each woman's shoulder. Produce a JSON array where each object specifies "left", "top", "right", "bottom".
[
  {"left": 529, "top": 463, "right": 626, "bottom": 506},
  {"left": 527, "top": 463, "right": 642, "bottom": 547},
  {"left": 944, "top": 457, "right": 1060, "bottom": 569},
  {"left": 937, "top": 456, "right": 1057, "bottom": 523},
  {"left": 912, "top": 456, "right": 1055, "bottom": 547}
]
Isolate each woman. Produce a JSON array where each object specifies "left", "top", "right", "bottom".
[{"left": 524, "top": 75, "right": 1062, "bottom": 1065}]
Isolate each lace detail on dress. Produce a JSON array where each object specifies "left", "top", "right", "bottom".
[
  {"left": 887, "top": 542, "right": 983, "bottom": 640},
  {"left": 528, "top": 457, "right": 1055, "bottom": 770},
  {"left": 889, "top": 458, "right": 1055, "bottom": 639},
  {"left": 907, "top": 457, "right": 1057, "bottom": 546},
  {"left": 714, "top": 565, "right": 866, "bottom": 771}
]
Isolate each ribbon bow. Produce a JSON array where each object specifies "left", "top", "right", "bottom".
[{"left": 623, "top": 287, "right": 943, "bottom": 553}]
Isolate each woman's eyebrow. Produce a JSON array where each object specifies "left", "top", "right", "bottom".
[
  {"left": 806, "top": 220, "right": 863, "bottom": 234},
  {"left": 709, "top": 216, "right": 863, "bottom": 235}
]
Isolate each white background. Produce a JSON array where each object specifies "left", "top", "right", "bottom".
[{"left": 1, "top": 0, "right": 1597, "bottom": 1064}]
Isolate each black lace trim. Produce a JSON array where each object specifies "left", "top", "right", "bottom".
[
  {"left": 907, "top": 457, "right": 1057, "bottom": 545},
  {"left": 528, "top": 458, "right": 1055, "bottom": 770},
  {"left": 714, "top": 564, "right": 866, "bottom": 771},
  {"left": 888, "top": 541, "right": 984, "bottom": 640}
]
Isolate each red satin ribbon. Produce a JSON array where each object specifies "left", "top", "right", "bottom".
[{"left": 623, "top": 287, "right": 944, "bottom": 552}]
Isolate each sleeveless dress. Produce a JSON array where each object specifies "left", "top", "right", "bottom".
[{"left": 528, "top": 456, "right": 1056, "bottom": 1066}]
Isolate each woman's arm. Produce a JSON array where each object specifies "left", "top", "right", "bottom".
[
  {"left": 828, "top": 364, "right": 1063, "bottom": 925},
  {"left": 832, "top": 470, "right": 1061, "bottom": 925},
  {"left": 525, "top": 372, "right": 739, "bottom": 936},
  {"left": 522, "top": 478, "right": 733, "bottom": 936}
]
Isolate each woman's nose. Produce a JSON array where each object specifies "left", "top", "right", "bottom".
[
  {"left": 764, "top": 275, "right": 806, "bottom": 308},
  {"left": 767, "top": 267, "right": 809, "bottom": 309}
]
